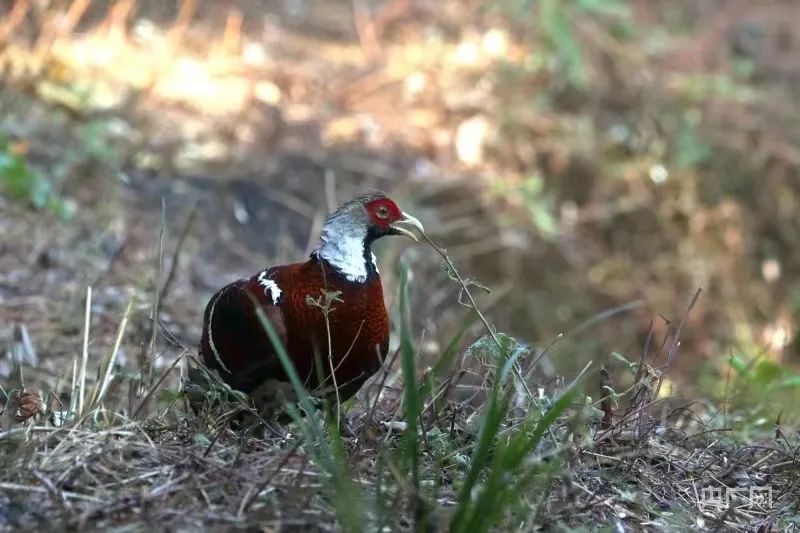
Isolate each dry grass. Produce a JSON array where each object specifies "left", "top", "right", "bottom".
[
  {"left": 0, "top": 421, "right": 334, "bottom": 529},
  {"left": 1, "top": 235, "right": 797, "bottom": 531},
  {"left": 1, "top": 357, "right": 797, "bottom": 530}
]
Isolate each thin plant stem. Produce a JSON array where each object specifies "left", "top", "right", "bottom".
[{"left": 78, "top": 286, "right": 92, "bottom": 416}]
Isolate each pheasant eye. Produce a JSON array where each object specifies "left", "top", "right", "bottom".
[{"left": 375, "top": 205, "right": 390, "bottom": 219}]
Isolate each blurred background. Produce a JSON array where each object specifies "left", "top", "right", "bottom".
[{"left": 2, "top": 0, "right": 800, "bottom": 416}]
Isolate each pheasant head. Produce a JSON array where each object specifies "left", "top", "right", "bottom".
[{"left": 313, "top": 192, "right": 424, "bottom": 282}]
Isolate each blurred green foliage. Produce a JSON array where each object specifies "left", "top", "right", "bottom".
[
  {"left": 1, "top": 117, "right": 124, "bottom": 219},
  {"left": 492, "top": 0, "right": 633, "bottom": 87},
  {"left": 539, "top": 0, "right": 587, "bottom": 87},
  {"left": 492, "top": 175, "right": 559, "bottom": 238},
  {"left": 475, "top": 0, "right": 800, "bottom": 396},
  {"left": 0, "top": 136, "right": 73, "bottom": 219},
  {"left": 714, "top": 355, "right": 800, "bottom": 425}
]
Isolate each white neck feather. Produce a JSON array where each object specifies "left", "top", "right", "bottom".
[{"left": 313, "top": 223, "right": 375, "bottom": 283}]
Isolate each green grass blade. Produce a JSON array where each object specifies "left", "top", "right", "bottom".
[
  {"left": 398, "top": 261, "right": 426, "bottom": 527},
  {"left": 248, "top": 292, "right": 323, "bottom": 438},
  {"left": 417, "top": 311, "right": 477, "bottom": 402},
  {"left": 451, "top": 344, "right": 581, "bottom": 532},
  {"left": 461, "top": 375, "right": 584, "bottom": 531},
  {"left": 450, "top": 344, "right": 526, "bottom": 530},
  {"left": 249, "top": 291, "right": 364, "bottom": 532}
]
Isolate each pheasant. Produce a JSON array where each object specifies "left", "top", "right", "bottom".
[{"left": 198, "top": 191, "right": 424, "bottom": 414}]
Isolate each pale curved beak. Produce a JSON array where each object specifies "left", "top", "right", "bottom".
[{"left": 390, "top": 211, "right": 425, "bottom": 242}]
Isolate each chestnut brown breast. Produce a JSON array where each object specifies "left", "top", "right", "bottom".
[{"left": 200, "top": 256, "right": 389, "bottom": 402}]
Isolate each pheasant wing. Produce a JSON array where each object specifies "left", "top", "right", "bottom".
[{"left": 200, "top": 276, "right": 288, "bottom": 394}]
